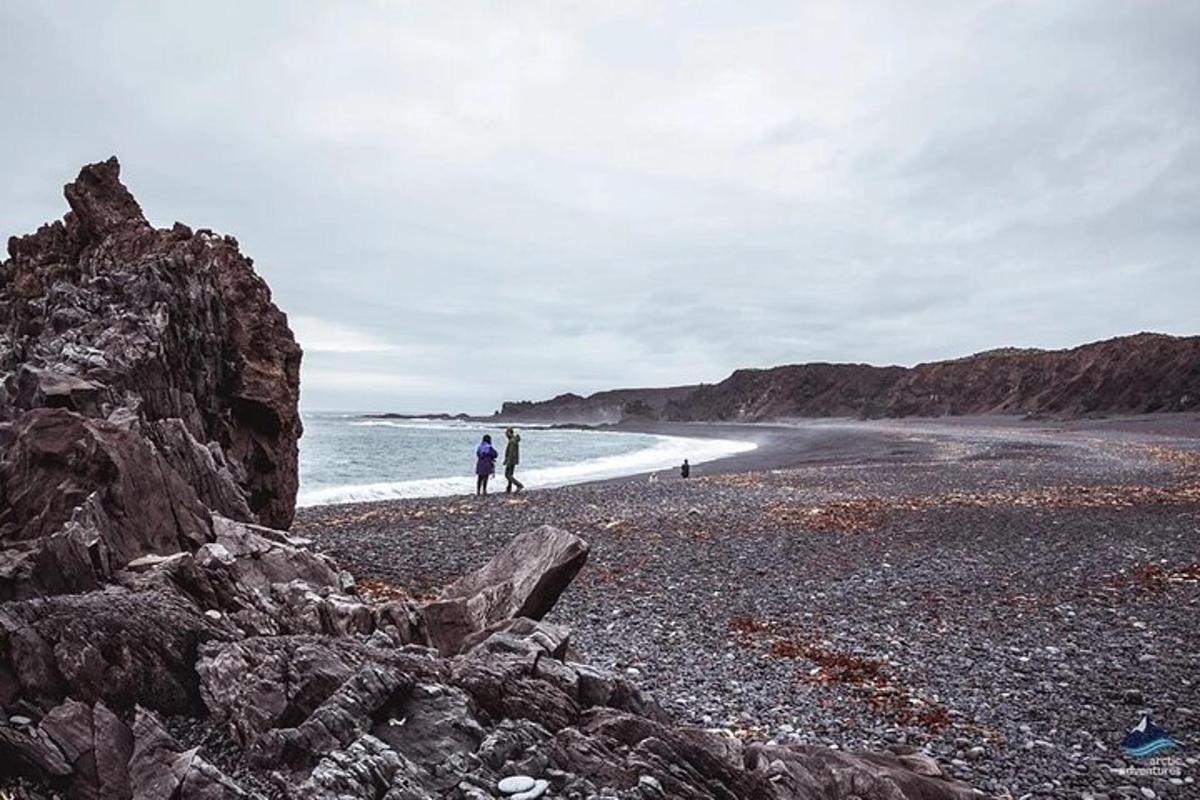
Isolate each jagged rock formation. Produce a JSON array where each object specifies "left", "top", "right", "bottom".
[
  {"left": 495, "top": 334, "right": 1200, "bottom": 423},
  {"left": 0, "top": 161, "right": 985, "bottom": 799},
  {"left": 1, "top": 157, "right": 301, "bottom": 529}
]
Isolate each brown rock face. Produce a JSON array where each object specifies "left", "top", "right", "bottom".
[
  {"left": 505, "top": 333, "right": 1200, "bottom": 423},
  {"left": 0, "top": 157, "right": 302, "bottom": 528},
  {"left": 0, "top": 408, "right": 212, "bottom": 599}
]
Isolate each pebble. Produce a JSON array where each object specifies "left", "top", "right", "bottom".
[
  {"left": 498, "top": 775, "right": 536, "bottom": 794},
  {"left": 511, "top": 779, "right": 549, "bottom": 800}
]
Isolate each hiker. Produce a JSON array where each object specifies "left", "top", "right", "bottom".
[
  {"left": 504, "top": 427, "right": 525, "bottom": 493},
  {"left": 475, "top": 434, "right": 499, "bottom": 495},
  {"left": 680, "top": 459, "right": 690, "bottom": 479}
]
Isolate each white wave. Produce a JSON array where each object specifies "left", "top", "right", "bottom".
[{"left": 296, "top": 433, "right": 756, "bottom": 507}]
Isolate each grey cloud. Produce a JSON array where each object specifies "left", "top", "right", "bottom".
[{"left": 2, "top": 1, "right": 1197, "bottom": 412}]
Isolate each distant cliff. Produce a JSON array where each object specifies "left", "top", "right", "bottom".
[
  {"left": 495, "top": 385, "right": 700, "bottom": 424},
  {"left": 496, "top": 333, "right": 1200, "bottom": 423}
]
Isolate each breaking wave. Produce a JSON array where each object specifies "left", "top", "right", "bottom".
[{"left": 296, "top": 433, "right": 754, "bottom": 506}]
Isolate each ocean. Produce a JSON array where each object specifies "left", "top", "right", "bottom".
[{"left": 296, "top": 413, "right": 756, "bottom": 507}]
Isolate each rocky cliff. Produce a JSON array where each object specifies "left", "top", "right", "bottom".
[
  {"left": 0, "top": 161, "right": 984, "bottom": 800},
  {"left": 500, "top": 334, "right": 1200, "bottom": 423},
  {"left": 1, "top": 157, "right": 302, "bottom": 529},
  {"left": 496, "top": 385, "right": 700, "bottom": 424}
]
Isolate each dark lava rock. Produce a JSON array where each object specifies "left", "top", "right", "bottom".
[
  {"left": 0, "top": 157, "right": 301, "bottom": 529},
  {"left": 0, "top": 408, "right": 213, "bottom": 599}
]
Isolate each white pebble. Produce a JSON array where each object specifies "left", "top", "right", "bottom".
[
  {"left": 498, "top": 775, "right": 535, "bottom": 794},
  {"left": 511, "top": 779, "right": 549, "bottom": 800}
]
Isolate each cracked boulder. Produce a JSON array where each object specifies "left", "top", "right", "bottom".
[{"left": 421, "top": 525, "right": 588, "bottom": 654}]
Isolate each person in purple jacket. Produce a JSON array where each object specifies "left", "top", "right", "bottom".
[{"left": 475, "top": 434, "right": 499, "bottom": 495}]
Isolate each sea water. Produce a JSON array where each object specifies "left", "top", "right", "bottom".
[{"left": 297, "top": 413, "right": 755, "bottom": 506}]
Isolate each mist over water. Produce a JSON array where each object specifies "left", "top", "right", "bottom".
[{"left": 297, "top": 413, "right": 755, "bottom": 506}]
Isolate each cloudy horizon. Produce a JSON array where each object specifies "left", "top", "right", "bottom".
[{"left": 2, "top": 2, "right": 1197, "bottom": 413}]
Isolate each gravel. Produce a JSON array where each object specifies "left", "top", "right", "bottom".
[{"left": 295, "top": 417, "right": 1200, "bottom": 799}]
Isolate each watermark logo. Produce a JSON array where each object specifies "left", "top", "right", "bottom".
[
  {"left": 1122, "top": 714, "right": 1177, "bottom": 759},
  {"left": 1115, "top": 715, "right": 1185, "bottom": 780}
]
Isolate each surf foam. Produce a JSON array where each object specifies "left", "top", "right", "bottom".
[{"left": 296, "top": 433, "right": 755, "bottom": 506}]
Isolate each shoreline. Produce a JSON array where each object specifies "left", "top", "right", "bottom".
[
  {"left": 298, "top": 412, "right": 1200, "bottom": 509},
  {"left": 295, "top": 420, "right": 758, "bottom": 507}
]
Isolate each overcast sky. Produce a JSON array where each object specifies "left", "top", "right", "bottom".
[{"left": 2, "top": 2, "right": 1197, "bottom": 413}]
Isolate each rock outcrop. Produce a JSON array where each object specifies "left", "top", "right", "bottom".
[
  {"left": 495, "top": 386, "right": 700, "bottom": 425},
  {"left": 495, "top": 333, "right": 1200, "bottom": 423},
  {"left": 1, "top": 157, "right": 301, "bottom": 529},
  {"left": 0, "top": 161, "right": 986, "bottom": 799}
]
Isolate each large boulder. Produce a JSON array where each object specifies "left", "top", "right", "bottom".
[
  {"left": 0, "top": 587, "right": 233, "bottom": 715},
  {"left": 421, "top": 525, "right": 589, "bottom": 654}
]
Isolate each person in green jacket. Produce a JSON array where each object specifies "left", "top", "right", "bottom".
[{"left": 504, "top": 427, "right": 525, "bottom": 494}]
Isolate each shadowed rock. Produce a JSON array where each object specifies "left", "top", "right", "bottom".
[
  {"left": 0, "top": 408, "right": 213, "bottom": 599},
  {"left": 0, "top": 699, "right": 246, "bottom": 800}
]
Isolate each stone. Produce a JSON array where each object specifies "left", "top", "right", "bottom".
[
  {"left": 498, "top": 774, "right": 536, "bottom": 794},
  {"left": 459, "top": 616, "right": 571, "bottom": 658},
  {"left": 0, "top": 587, "right": 233, "bottom": 715},
  {"left": 0, "top": 409, "right": 213, "bottom": 599},
  {"left": 897, "top": 752, "right": 944, "bottom": 777},
  {"left": 0, "top": 700, "right": 246, "bottom": 799},
  {"left": 638, "top": 774, "right": 665, "bottom": 797},
  {"left": 510, "top": 778, "right": 549, "bottom": 799},
  {"left": 422, "top": 525, "right": 589, "bottom": 654},
  {"left": 128, "top": 708, "right": 248, "bottom": 799},
  {"left": 298, "top": 733, "right": 428, "bottom": 799}
]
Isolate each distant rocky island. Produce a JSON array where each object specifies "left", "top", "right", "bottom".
[{"left": 491, "top": 333, "right": 1200, "bottom": 424}]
